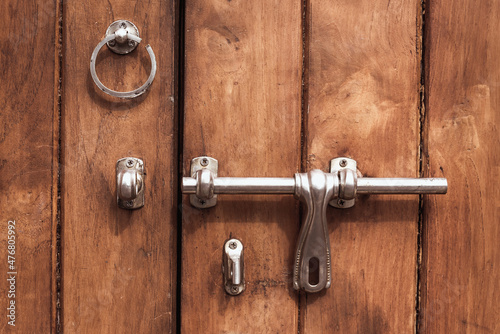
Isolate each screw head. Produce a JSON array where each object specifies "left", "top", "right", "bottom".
[
  {"left": 128, "top": 40, "right": 136, "bottom": 48},
  {"left": 339, "top": 159, "right": 347, "bottom": 167},
  {"left": 119, "top": 22, "right": 127, "bottom": 29},
  {"left": 108, "top": 39, "right": 116, "bottom": 46},
  {"left": 199, "top": 199, "right": 206, "bottom": 205},
  {"left": 126, "top": 159, "right": 135, "bottom": 168},
  {"left": 200, "top": 158, "right": 209, "bottom": 167},
  {"left": 229, "top": 241, "right": 237, "bottom": 249},
  {"left": 125, "top": 200, "right": 134, "bottom": 208},
  {"left": 337, "top": 199, "right": 345, "bottom": 206},
  {"left": 231, "top": 285, "right": 239, "bottom": 294}
]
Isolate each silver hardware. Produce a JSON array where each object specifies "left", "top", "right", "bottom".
[
  {"left": 182, "top": 156, "right": 448, "bottom": 293},
  {"left": 90, "top": 20, "right": 157, "bottom": 99},
  {"left": 105, "top": 20, "right": 140, "bottom": 54},
  {"left": 116, "top": 157, "right": 145, "bottom": 209},
  {"left": 189, "top": 156, "right": 218, "bottom": 209},
  {"left": 294, "top": 170, "right": 336, "bottom": 291},
  {"left": 223, "top": 238, "right": 245, "bottom": 296},
  {"left": 330, "top": 157, "right": 357, "bottom": 208}
]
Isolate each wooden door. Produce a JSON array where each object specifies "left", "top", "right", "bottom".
[{"left": 0, "top": 0, "right": 498, "bottom": 333}]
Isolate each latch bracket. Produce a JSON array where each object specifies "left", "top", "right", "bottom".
[
  {"left": 329, "top": 157, "right": 357, "bottom": 208},
  {"left": 190, "top": 156, "right": 218, "bottom": 209}
]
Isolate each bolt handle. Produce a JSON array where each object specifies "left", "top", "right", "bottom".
[{"left": 293, "top": 170, "right": 338, "bottom": 292}]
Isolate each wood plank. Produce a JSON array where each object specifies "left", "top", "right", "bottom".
[
  {"left": 302, "top": 0, "right": 421, "bottom": 332},
  {"left": 0, "top": 0, "right": 58, "bottom": 331},
  {"left": 61, "top": 1, "right": 178, "bottom": 332},
  {"left": 420, "top": 1, "right": 500, "bottom": 332},
  {"left": 182, "top": 0, "right": 302, "bottom": 332}
]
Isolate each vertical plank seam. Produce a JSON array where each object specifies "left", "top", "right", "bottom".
[
  {"left": 52, "top": 0, "right": 64, "bottom": 332},
  {"left": 299, "top": 1, "right": 310, "bottom": 333},
  {"left": 415, "top": 0, "right": 426, "bottom": 332},
  {"left": 176, "top": 0, "right": 186, "bottom": 333},
  {"left": 300, "top": 0, "right": 310, "bottom": 175}
]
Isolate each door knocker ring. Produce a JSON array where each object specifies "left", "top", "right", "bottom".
[{"left": 90, "top": 20, "right": 156, "bottom": 99}]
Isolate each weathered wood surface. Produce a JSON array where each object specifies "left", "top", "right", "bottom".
[
  {"left": 61, "top": 1, "right": 178, "bottom": 332},
  {"left": 0, "top": 0, "right": 58, "bottom": 331},
  {"left": 1, "top": 0, "right": 499, "bottom": 332},
  {"left": 301, "top": 0, "right": 421, "bottom": 332},
  {"left": 420, "top": 0, "right": 500, "bottom": 332},
  {"left": 182, "top": 0, "right": 302, "bottom": 332}
]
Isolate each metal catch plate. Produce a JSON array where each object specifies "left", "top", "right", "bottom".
[
  {"left": 329, "top": 157, "right": 356, "bottom": 208},
  {"left": 190, "top": 156, "right": 218, "bottom": 208},
  {"left": 116, "top": 157, "right": 145, "bottom": 209}
]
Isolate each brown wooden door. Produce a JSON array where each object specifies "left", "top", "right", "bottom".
[{"left": 0, "top": 0, "right": 498, "bottom": 333}]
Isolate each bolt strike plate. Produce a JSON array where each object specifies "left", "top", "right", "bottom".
[
  {"left": 329, "top": 157, "right": 356, "bottom": 208},
  {"left": 116, "top": 157, "right": 145, "bottom": 209},
  {"left": 190, "top": 156, "right": 218, "bottom": 209},
  {"left": 223, "top": 238, "right": 245, "bottom": 296}
]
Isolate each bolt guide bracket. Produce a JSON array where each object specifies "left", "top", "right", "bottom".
[{"left": 182, "top": 156, "right": 448, "bottom": 293}]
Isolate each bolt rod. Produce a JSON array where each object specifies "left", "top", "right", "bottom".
[
  {"left": 181, "top": 177, "right": 447, "bottom": 195},
  {"left": 356, "top": 178, "right": 447, "bottom": 194}
]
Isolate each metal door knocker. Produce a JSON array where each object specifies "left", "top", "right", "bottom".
[{"left": 90, "top": 20, "right": 157, "bottom": 99}]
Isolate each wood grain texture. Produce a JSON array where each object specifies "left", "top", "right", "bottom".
[
  {"left": 182, "top": 0, "right": 302, "bottom": 332},
  {"left": 420, "top": 0, "right": 500, "bottom": 332},
  {"left": 0, "top": 0, "right": 57, "bottom": 331},
  {"left": 61, "top": 1, "right": 177, "bottom": 332},
  {"left": 301, "top": 0, "right": 421, "bottom": 332}
]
